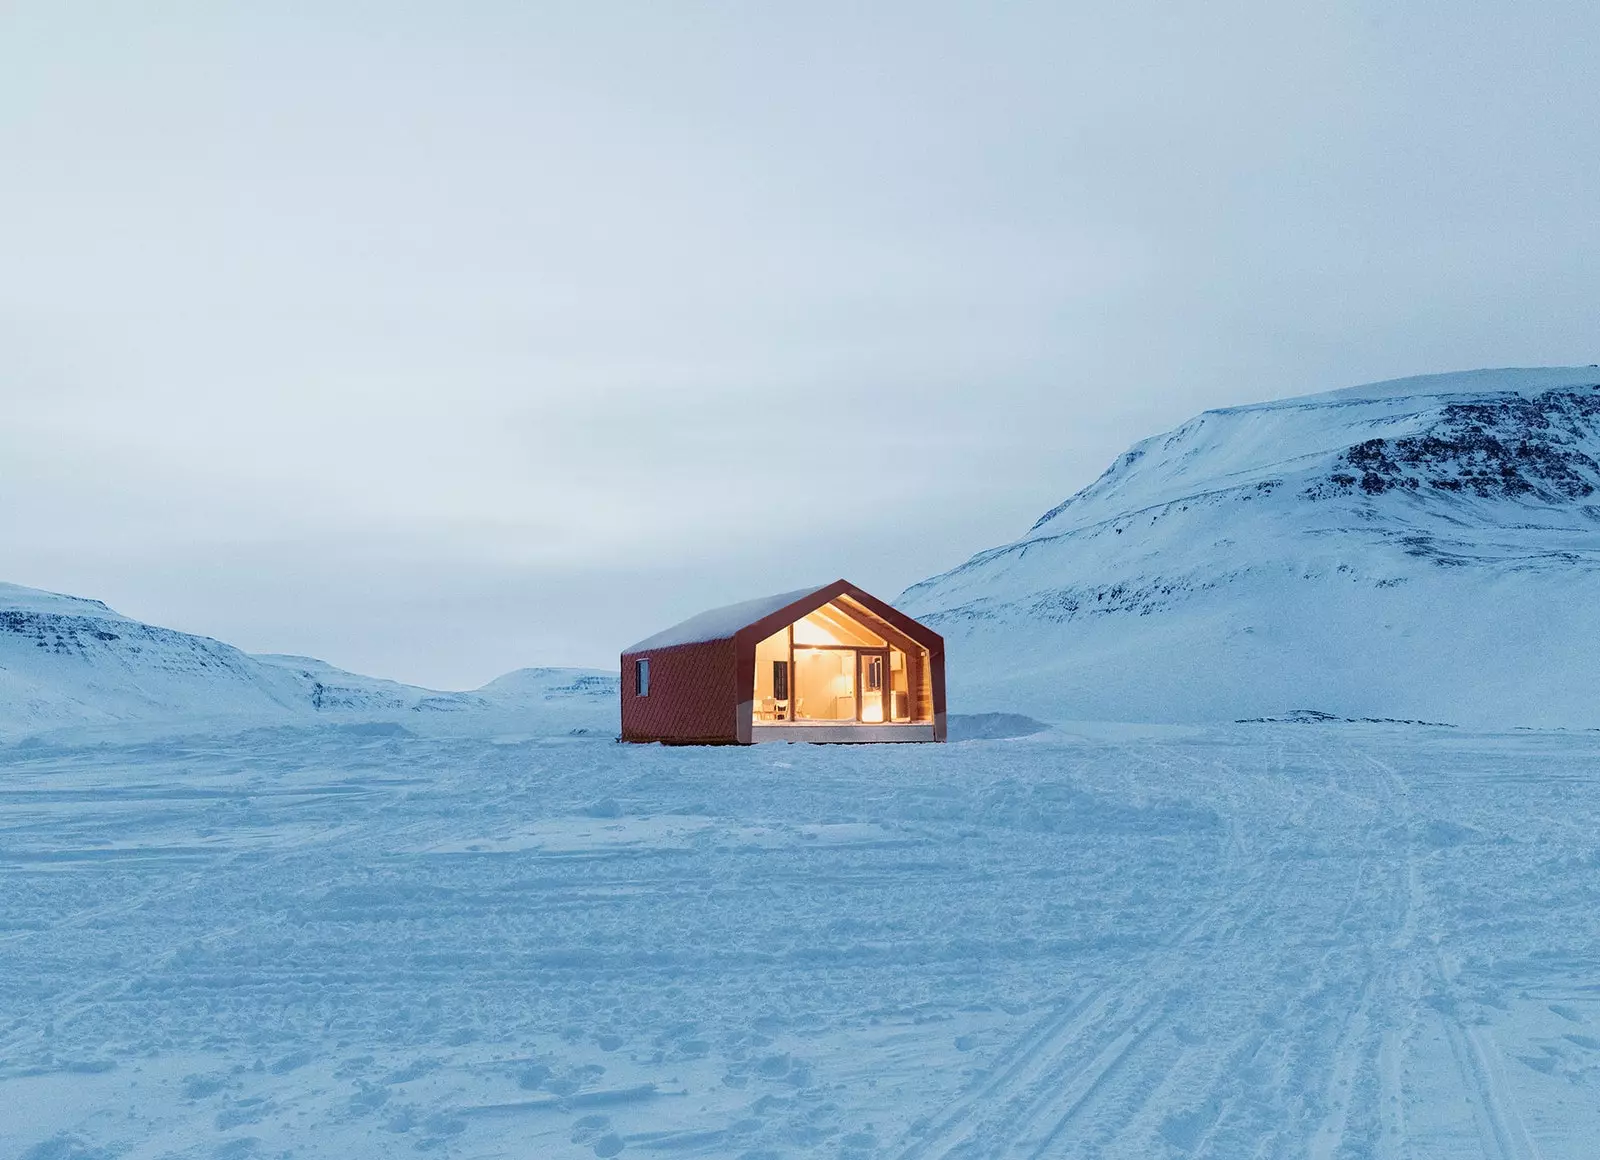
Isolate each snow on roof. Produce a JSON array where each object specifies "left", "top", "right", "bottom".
[{"left": 624, "top": 584, "right": 832, "bottom": 653}]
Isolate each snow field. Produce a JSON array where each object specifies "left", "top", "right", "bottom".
[{"left": 3, "top": 722, "right": 1600, "bottom": 1158}]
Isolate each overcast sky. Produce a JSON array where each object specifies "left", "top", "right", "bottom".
[{"left": 4, "top": 1, "right": 1599, "bottom": 687}]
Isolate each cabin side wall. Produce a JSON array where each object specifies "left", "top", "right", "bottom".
[{"left": 619, "top": 639, "right": 741, "bottom": 744}]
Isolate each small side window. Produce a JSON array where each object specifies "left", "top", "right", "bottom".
[{"left": 635, "top": 658, "right": 650, "bottom": 697}]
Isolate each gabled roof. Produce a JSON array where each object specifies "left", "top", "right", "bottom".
[
  {"left": 623, "top": 584, "right": 831, "bottom": 653},
  {"left": 622, "top": 579, "right": 943, "bottom": 655}
]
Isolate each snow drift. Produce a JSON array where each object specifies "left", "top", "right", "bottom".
[{"left": 900, "top": 367, "right": 1600, "bottom": 728}]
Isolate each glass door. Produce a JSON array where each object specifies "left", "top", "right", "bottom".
[{"left": 858, "top": 650, "right": 887, "bottom": 723}]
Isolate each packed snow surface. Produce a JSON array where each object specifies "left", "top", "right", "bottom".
[
  {"left": 6, "top": 715, "right": 1600, "bottom": 1158},
  {"left": 901, "top": 366, "right": 1600, "bottom": 728},
  {"left": 10, "top": 365, "right": 1600, "bottom": 1155}
]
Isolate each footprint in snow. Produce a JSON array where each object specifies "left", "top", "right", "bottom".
[
  {"left": 268, "top": 1049, "right": 311, "bottom": 1075},
  {"left": 180, "top": 1073, "right": 229, "bottom": 1100}
]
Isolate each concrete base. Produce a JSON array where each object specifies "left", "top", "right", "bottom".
[{"left": 750, "top": 723, "right": 937, "bottom": 744}]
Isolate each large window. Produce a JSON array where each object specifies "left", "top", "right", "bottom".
[
  {"left": 794, "top": 646, "right": 857, "bottom": 721},
  {"left": 753, "top": 627, "right": 791, "bottom": 721},
  {"left": 750, "top": 601, "right": 931, "bottom": 725}
]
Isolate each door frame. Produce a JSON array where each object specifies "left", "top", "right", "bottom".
[{"left": 856, "top": 648, "right": 888, "bottom": 724}]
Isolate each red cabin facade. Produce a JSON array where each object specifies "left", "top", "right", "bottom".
[{"left": 620, "top": 580, "right": 946, "bottom": 744}]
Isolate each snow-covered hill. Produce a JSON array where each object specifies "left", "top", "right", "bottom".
[
  {"left": 900, "top": 366, "right": 1600, "bottom": 728},
  {"left": 0, "top": 583, "right": 307, "bottom": 736},
  {"left": 0, "top": 582, "right": 615, "bottom": 740}
]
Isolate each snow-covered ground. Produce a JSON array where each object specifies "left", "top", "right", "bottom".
[
  {"left": 6, "top": 715, "right": 1600, "bottom": 1159},
  {"left": 10, "top": 366, "right": 1600, "bottom": 1157}
]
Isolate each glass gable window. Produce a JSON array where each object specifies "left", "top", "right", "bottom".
[{"left": 750, "top": 600, "right": 931, "bottom": 727}]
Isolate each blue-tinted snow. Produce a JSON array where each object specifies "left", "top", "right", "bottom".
[
  {"left": 4, "top": 717, "right": 1600, "bottom": 1157},
  {"left": 14, "top": 366, "right": 1600, "bottom": 1156}
]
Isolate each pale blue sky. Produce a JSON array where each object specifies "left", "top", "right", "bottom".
[{"left": 3, "top": 1, "right": 1598, "bottom": 686}]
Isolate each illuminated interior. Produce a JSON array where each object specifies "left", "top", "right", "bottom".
[{"left": 751, "top": 599, "right": 932, "bottom": 727}]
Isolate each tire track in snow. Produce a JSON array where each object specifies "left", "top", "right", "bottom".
[
  {"left": 888, "top": 992, "right": 1102, "bottom": 1160},
  {"left": 898, "top": 848, "right": 1287, "bottom": 1160},
  {"left": 899, "top": 981, "right": 1168, "bottom": 1160},
  {"left": 0, "top": 819, "right": 368, "bottom": 948},
  {"left": 1302, "top": 751, "right": 1412, "bottom": 1160},
  {"left": 1464, "top": 1027, "right": 1545, "bottom": 1160},
  {"left": 889, "top": 786, "right": 1256, "bottom": 1160},
  {"left": 1438, "top": 1000, "right": 1544, "bottom": 1160},
  {"left": 1015, "top": 860, "right": 1294, "bottom": 1158},
  {"left": 990, "top": 745, "right": 1335, "bottom": 1159},
  {"left": 1306, "top": 979, "right": 1376, "bottom": 1160},
  {"left": 0, "top": 749, "right": 505, "bottom": 1065},
  {"left": 1381, "top": 733, "right": 1543, "bottom": 1160},
  {"left": 1019, "top": 1000, "right": 1166, "bottom": 1159},
  {"left": 1360, "top": 750, "right": 1423, "bottom": 1160},
  {"left": 0, "top": 820, "right": 386, "bottom": 1065},
  {"left": 1369, "top": 729, "right": 1542, "bottom": 1160},
  {"left": 1151, "top": 740, "right": 1409, "bottom": 1160},
  {"left": 1439, "top": 1012, "right": 1514, "bottom": 1160}
]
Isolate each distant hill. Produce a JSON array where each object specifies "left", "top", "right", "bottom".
[
  {"left": 900, "top": 367, "right": 1600, "bottom": 728},
  {"left": 0, "top": 582, "right": 616, "bottom": 741}
]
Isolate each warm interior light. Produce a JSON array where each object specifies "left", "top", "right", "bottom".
[
  {"left": 793, "top": 604, "right": 886, "bottom": 647},
  {"left": 755, "top": 604, "right": 928, "bottom": 727}
]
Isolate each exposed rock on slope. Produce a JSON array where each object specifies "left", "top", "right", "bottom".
[{"left": 900, "top": 367, "right": 1600, "bottom": 728}]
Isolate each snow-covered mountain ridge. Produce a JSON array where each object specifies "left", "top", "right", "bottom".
[
  {"left": 901, "top": 366, "right": 1600, "bottom": 727},
  {"left": 0, "top": 581, "right": 615, "bottom": 740}
]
